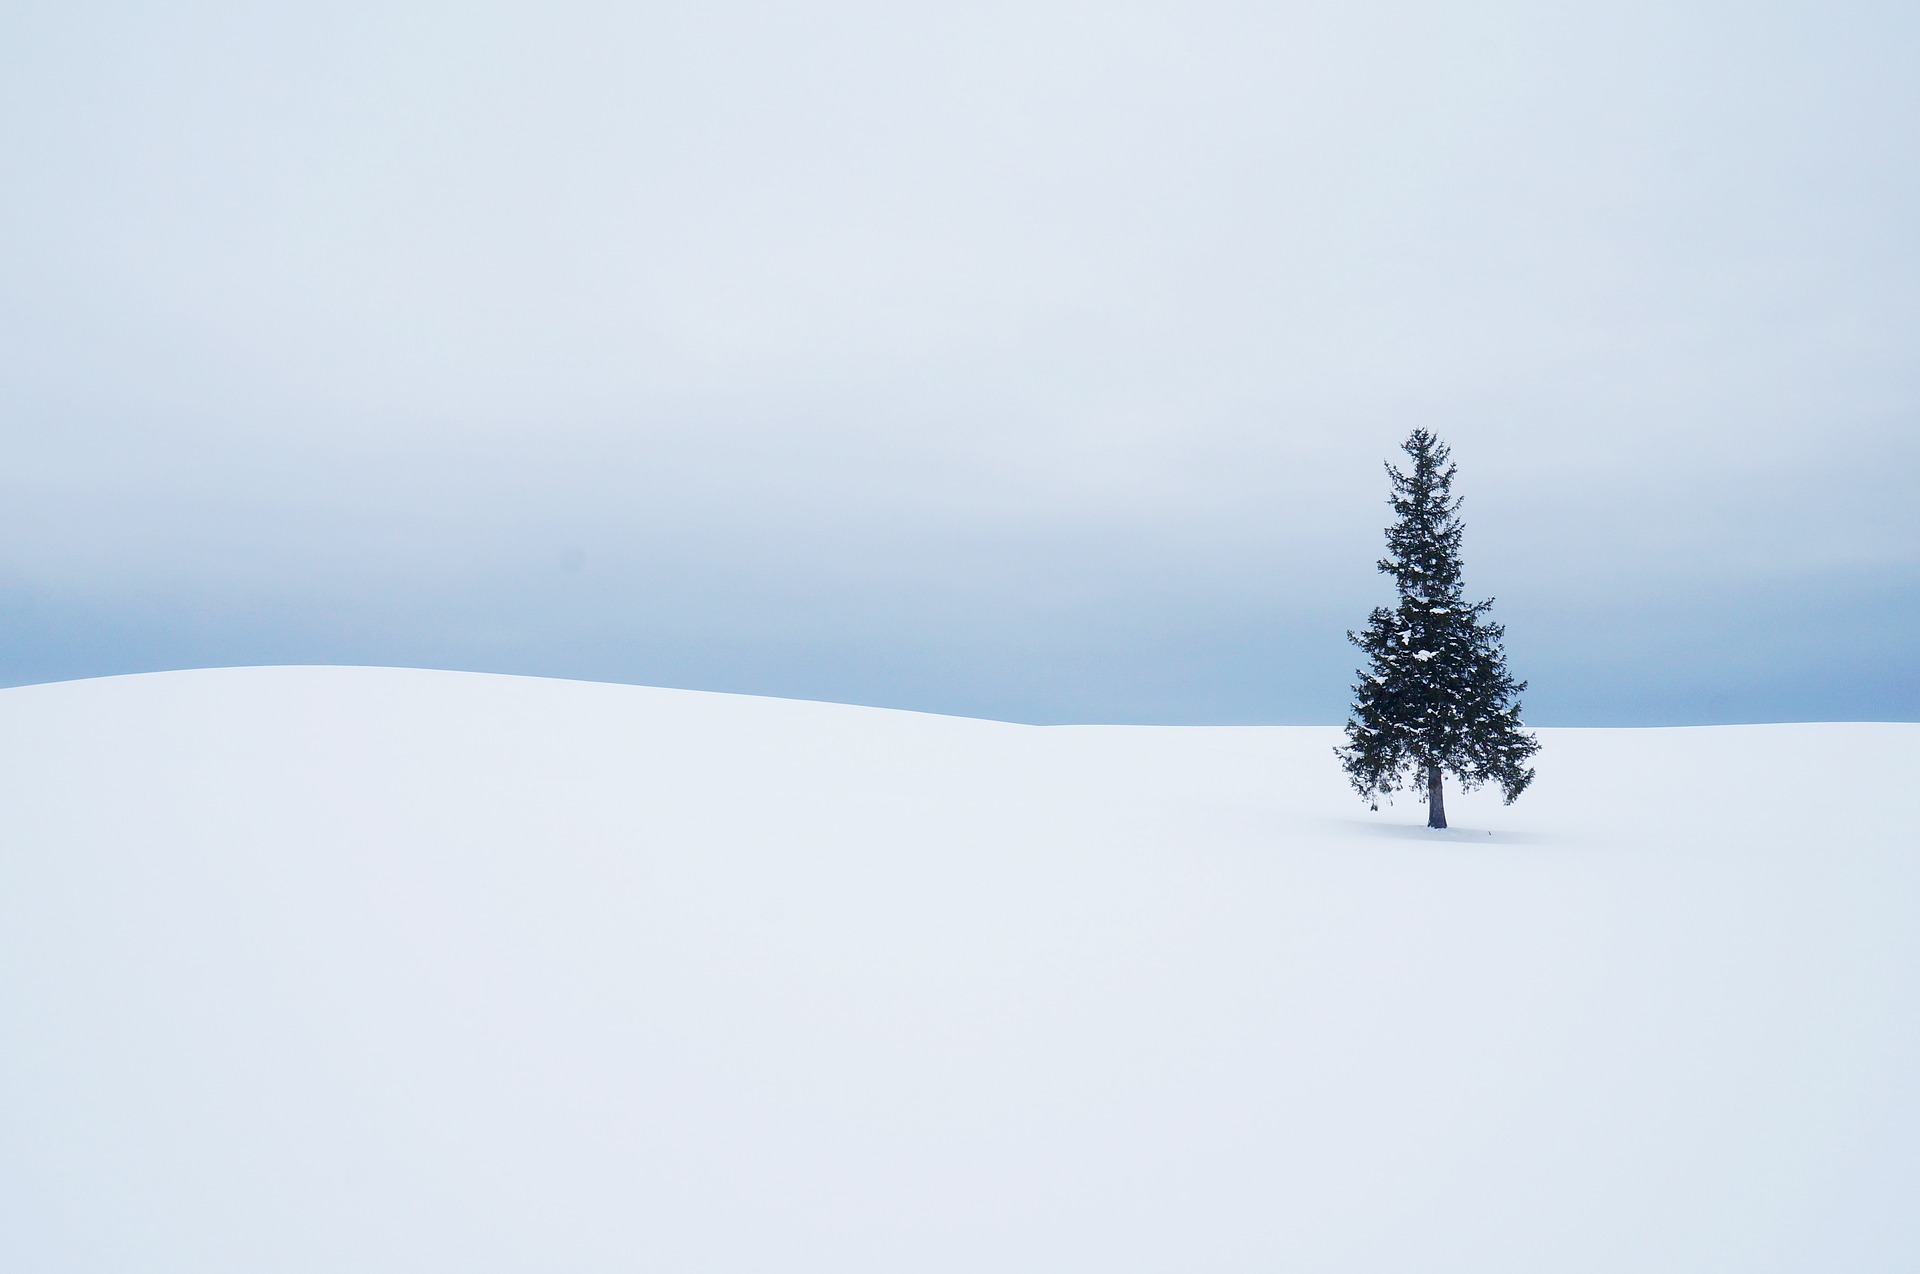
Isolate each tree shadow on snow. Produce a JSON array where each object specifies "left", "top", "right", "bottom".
[{"left": 1332, "top": 818, "right": 1558, "bottom": 846}]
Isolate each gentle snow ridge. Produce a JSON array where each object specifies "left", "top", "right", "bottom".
[{"left": 2, "top": 666, "right": 1916, "bottom": 1272}]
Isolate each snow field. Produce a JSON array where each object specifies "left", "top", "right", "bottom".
[{"left": 1, "top": 666, "right": 1915, "bottom": 1272}]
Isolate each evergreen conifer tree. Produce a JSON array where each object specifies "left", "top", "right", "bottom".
[{"left": 1338, "top": 430, "right": 1537, "bottom": 828}]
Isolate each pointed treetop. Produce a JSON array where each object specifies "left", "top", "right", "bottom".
[{"left": 1380, "top": 429, "right": 1465, "bottom": 600}]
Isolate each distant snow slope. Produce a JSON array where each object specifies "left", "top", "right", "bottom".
[{"left": 2, "top": 667, "right": 1916, "bottom": 1272}]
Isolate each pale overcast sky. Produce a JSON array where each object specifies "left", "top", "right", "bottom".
[{"left": 3, "top": 0, "right": 1915, "bottom": 722}]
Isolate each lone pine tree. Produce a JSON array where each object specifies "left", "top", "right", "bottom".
[{"left": 1338, "top": 429, "right": 1537, "bottom": 829}]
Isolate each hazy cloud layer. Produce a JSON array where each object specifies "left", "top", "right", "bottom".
[{"left": 4, "top": 1, "right": 1916, "bottom": 721}]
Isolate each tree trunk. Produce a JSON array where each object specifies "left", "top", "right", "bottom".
[{"left": 1426, "top": 762, "right": 1447, "bottom": 829}]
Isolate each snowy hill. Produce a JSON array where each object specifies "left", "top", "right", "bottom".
[{"left": 3, "top": 666, "right": 1916, "bottom": 1272}]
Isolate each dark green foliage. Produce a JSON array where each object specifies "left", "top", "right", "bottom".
[{"left": 1338, "top": 430, "right": 1537, "bottom": 822}]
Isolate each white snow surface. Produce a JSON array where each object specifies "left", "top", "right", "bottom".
[{"left": 3, "top": 666, "right": 1917, "bottom": 1272}]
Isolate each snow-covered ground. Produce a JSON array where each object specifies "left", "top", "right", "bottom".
[{"left": 2, "top": 666, "right": 1915, "bottom": 1272}]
